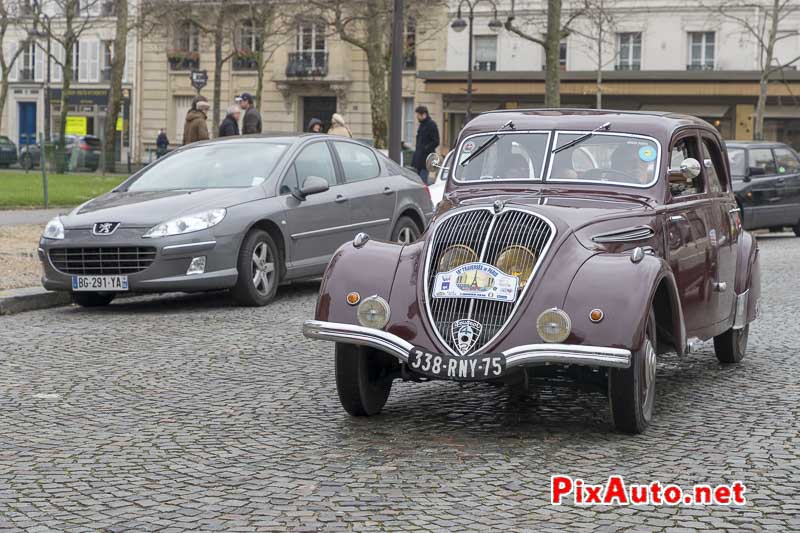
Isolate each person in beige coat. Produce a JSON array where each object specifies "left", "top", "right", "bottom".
[
  {"left": 183, "top": 96, "right": 210, "bottom": 145},
  {"left": 328, "top": 113, "right": 352, "bottom": 138}
]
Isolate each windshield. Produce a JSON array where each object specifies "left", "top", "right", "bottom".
[
  {"left": 548, "top": 132, "right": 659, "bottom": 187},
  {"left": 727, "top": 148, "right": 746, "bottom": 178},
  {"left": 454, "top": 132, "right": 549, "bottom": 181},
  {"left": 127, "top": 142, "right": 289, "bottom": 192}
]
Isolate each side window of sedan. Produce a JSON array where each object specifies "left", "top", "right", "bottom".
[
  {"left": 774, "top": 148, "right": 800, "bottom": 174},
  {"left": 280, "top": 142, "right": 338, "bottom": 195},
  {"left": 701, "top": 138, "right": 725, "bottom": 192},
  {"left": 333, "top": 141, "right": 381, "bottom": 182},
  {"left": 749, "top": 148, "right": 777, "bottom": 175},
  {"left": 670, "top": 135, "right": 703, "bottom": 199}
]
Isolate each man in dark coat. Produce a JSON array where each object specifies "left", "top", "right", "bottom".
[
  {"left": 239, "top": 92, "right": 262, "bottom": 134},
  {"left": 218, "top": 104, "right": 241, "bottom": 137},
  {"left": 411, "top": 105, "right": 439, "bottom": 184},
  {"left": 156, "top": 129, "right": 169, "bottom": 158}
]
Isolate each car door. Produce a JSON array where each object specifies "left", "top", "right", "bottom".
[
  {"left": 664, "top": 130, "right": 715, "bottom": 333},
  {"left": 700, "top": 134, "right": 736, "bottom": 321},
  {"left": 773, "top": 146, "right": 800, "bottom": 228},
  {"left": 746, "top": 147, "right": 782, "bottom": 229},
  {"left": 280, "top": 140, "right": 351, "bottom": 272},
  {"left": 331, "top": 140, "right": 396, "bottom": 240}
]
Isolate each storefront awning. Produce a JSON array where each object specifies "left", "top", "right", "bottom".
[
  {"left": 443, "top": 102, "right": 503, "bottom": 114},
  {"left": 639, "top": 104, "right": 730, "bottom": 118},
  {"left": 764, "top": 106, "right": 800, "bottom": 119}
]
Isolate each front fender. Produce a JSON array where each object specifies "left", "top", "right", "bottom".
[
  {"left": 563, "top": 253, "right": 685, "bottom": 354},
  {"left": 315, "top": 238, "right": 403, "bottom": 323},
  {"left": 736, "top": 231, "right": 760, "bottom": 324}
]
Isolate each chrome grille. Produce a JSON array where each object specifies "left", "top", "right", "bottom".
[
  {"left": 425, "top": 207, "right": 555, "bottom": 356},
  {"left": 49, "top": 247, "right": 157, "bottom": 275}
]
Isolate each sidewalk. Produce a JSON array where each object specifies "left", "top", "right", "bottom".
[{"left": 0, "top": 208, "right": 64, "bottom": 227}]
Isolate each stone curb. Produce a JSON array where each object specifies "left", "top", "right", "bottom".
[{"left": 0, "top": 287, "right": 72, "bottom": 315}]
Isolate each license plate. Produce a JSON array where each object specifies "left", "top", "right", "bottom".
[
  {"left": 408, "top": 348, "right": 505, "bottom": 381},
  {"left": 71, "top": 275, "right": 129, "bottom": 291}
]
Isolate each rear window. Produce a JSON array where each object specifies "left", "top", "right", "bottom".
[
  {"left": 727, "top": 148, "right": 746, "bottom": 178},
  {"left": 83, "top": 137, "right": 102, "bottom": 148},
  {"left": 774, "top": 147, "right": 800, "bottom": 174}
]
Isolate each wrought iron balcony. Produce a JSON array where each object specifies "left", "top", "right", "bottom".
[
  {"left": 687, "top": 63, "right": 715, "bottom": 71},
  {"left": 615, "top": 63, "right": 641, "bottom": 71},
  {"left": 286, "top": 51, "right": 328, "bottom": 77},
  {"left": 19, "top": 68, "right": 35, "bottom": 81},
  {"left": 101, "top": 67, "right": 112, "bottom": 82}
]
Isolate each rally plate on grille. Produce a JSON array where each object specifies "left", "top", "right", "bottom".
[{"left": 432, "top": 262, "right": 519, "bottom": 302}]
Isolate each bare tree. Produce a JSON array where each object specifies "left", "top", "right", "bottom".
[
  {"left": 571, "top": 0, "right": 618, "bottom": 109},
  {"left": 101, "top": 0, "right": 127, "bottom": 172},
  {"left": 0, "top": 0, "right": 27, "bottom": 133},
  {"left": 505, "top": 0, "right": 585, "bottom": 107},
  {"left": 242, "top": 0, "right": 293, "bottom": 108},
  {"left": 31, "top": 0, "right": 99, "bottom": 172},
  {"left": 707, "top": 0, "right": 800, "bottom": 139},
  {"left": 306, "top": 0, "right": 440, "bottom": 148}
]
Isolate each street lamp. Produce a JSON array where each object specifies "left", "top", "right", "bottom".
[{"left": 451, "top": 0, "right": 502, "bottom": 122}]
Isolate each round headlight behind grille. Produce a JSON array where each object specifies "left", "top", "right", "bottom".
[
  {"left": 536, "top": 308, "right": 572, "bottom": 343},
  {"left": 357, "top": 296, "right": 390, "bottom": 329},
  {"left": 437, "top": 244, "right": 477, "bottom": 272},
  {"left": 494, "top": 245, "right": 537, "bottom": 287}
]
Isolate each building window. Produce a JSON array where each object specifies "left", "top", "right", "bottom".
[
  {"left": 100, "top": 1, "right": 114, "bottom": 16},
  {"left": 403, "top": 97, "right": 415, "bottom": 146},
  {"left": 287, "top": 24, "right": 327, "bottom": 77},
  {"left": 102, "top": 40, "right": 113, "bottom": 81},
  {"left": 474, "top": 35, "right": 497, "bottom": 71},
  {"left": 21, "top": 41, "right": 35, "bottom": 81},
  {"left": 404, "top": 18, "right": 416, "bottom": 70},
  {"left": 688, "top": 31, "right": 714, "bottom": 70},
  {"left": 169, "top": 21, "right": 200, "bottom": 70},
  {"left": 616, "top": 32, "right": 641, "bottom": 70},
  {"left": 234, "top": 19, "right": 259, "bottom": 70},
  {"left": 560, "top": 39, "right": 567, "bottom": 70}
]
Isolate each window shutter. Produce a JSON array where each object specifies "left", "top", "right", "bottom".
[
  {"left": 34, "top": 41, "right": 44, "bottom": 82},
  {"left": 89, "top": 40, "right": 99, "bottom": 82},
  {"left": 78, "top": 40, "right": 89, "bottom": 82},
  {"left": 122, "top": 43, "right": 129, "bottom": 82},
  {"left": 7, "top": 42, "right": 18, "bottom": 82},
  {"left": 52, "top": 43, "right": 64, "bottom": 82}
]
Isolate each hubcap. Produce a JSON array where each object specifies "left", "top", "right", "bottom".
[
  {"left": 641, "top": 337, "right": 657, "bottom": 420},
  {"left": 397, "top": 227, "right": 417, "bottom": 245},
  {"left": 251, "top": 242, "right": 275, "bottom": 296}
]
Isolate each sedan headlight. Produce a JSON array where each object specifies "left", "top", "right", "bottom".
[
  {"left": 43, "top": 217, "right": 65, "bottom": 240},
  {"left": 143, "top": 208, "right": 226, "bottom": 238}
]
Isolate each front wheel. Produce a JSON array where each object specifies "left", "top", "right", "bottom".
[
  {"left": 713, "top": 324, "right": 749, "bottom": 364},
  {"left": 231, "top": 229, "right": 280, "bottom": 306},
  {"left": 391, "top": 216, "right": 421, "bottom": 244},
  {"left": 72, "top": 292, "right": 115, "bottom": 308},
  {"left": 335, "top": 343, "right": 396, "bottom": 416},
  {"left": 609, "top": 309, "right": 657, "bottom": 434}
]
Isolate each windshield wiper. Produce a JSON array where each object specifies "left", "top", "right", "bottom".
[
  {"left": 552, "top": 122, "right": 611, "bottom": 154},
  {"left": 460, "top": 120, "right": 515, "bottom": 167}
]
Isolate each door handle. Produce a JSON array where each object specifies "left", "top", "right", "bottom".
[
  {"left": 669, "top": 215, "right": 687, "bottom": 223},
  {"left": 728, "top": 207, "right": 741, "bottom": 214},
  {"left": 383, "top": 186, "right": 393, "bottom": 195},
  {"left": 776, "top": 177, "right": 785, "bottom": 184},
  {"left": 335, "top": 194, "right": 347, "bottom": 203}
]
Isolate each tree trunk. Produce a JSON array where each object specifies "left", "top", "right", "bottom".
[
  {"left": 255, "top": 46, "right": 264, "bottom": 111},
  {"left": 212, "top": 14, "right": 224, "bottom": 136},
  {"left": 364, "top": 0, "right": 389, "bottom": 148},
  {"left": 544, "top": 0, "right": 562, "bottom": 107},
  {"left": 754, "top": 0, "right": 780, "bottom": 141},
  {"left": 102, "top": 0, "right": 128, "bottom": 173},
  {"left": 0, "top": 78, "right": 9, "bottom": 133},
  {"left": 57, "top": 41, "right": 74, "bottom": 174},
  {"left": 596, "top": 26, "right": 603, "bottom": 109}
]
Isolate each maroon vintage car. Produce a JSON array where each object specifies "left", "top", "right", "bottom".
[{"left": 303, "top": 109, "right": 761, "bottom": 434}]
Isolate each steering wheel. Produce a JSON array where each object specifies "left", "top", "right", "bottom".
[{"left": 581, "top": 168, "right": 634, "bottom": 182}]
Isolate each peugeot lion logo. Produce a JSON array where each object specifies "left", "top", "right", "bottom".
[
  {"left": 451, "top": 319, "right": 482, "bottom": 356},
  {"left": 92, "top": 222, "right": 120, "bottom": 235}
]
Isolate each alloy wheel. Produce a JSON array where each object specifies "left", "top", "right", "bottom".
[
  {"left": 251, "top": 241, "right": 275, "bottom": 296},
  {"left": 640, "top": 336, "right": 657, "bottom": 420},
  {"left": 397, "top": 227, "right": 416, "bottom": 245}
]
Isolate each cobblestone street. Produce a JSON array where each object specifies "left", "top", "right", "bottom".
[{"left": 0, "top": 234, "right": 798, "bottom": 532}]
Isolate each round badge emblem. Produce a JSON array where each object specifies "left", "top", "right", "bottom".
[
  {"left": 638, "top": 146, "right": 657, "bottom": 162},
  {"left": 463, "top": 141, "right": 476, "bottom": 153}
]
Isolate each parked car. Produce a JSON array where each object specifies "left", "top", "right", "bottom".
[
  {"left": 20, "top": 135, "right": 102, "bottom": 171},
  {"left": 428, "top": 150, "right": 454, "bottom": 210},
  {"left": 39, "top": 134, "right": 433, "bottom": 308},
  {"left": 0, "top": 135, "right": 18, "bottom": 167},
  {"left": 726, "top": 140, "right": 800, "bottom": 236},
  {"left": 304, "top": 109, "right": 761, "bottom": 434}
]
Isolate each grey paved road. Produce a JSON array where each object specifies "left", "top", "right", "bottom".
[
  {"left": 0, "top": 235, "right": 798, "bottom": 532},
  {"left": 0, "top": 209, "right": 64, "bottom": 227}
]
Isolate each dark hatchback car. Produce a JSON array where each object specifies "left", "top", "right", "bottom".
[
  {"left": 20, "top": 135, "right": 102, "bottom": 171},
  {"left": 0, "top": 136, "right": 18, "bottom": 167},
  {"left": 726, "top": 141, "right": 800, "bottom": 236}
]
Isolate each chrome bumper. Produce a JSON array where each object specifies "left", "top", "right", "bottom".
[{"left": 302, "top": 320, "right": 631, "bottom": 369}]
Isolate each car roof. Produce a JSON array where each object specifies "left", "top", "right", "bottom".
[
  {"left": 461, "top": 108, "right": 716, "bottom": 141},
  {"left": 725, "top": 140, "right": 789, "bottom": 148}
]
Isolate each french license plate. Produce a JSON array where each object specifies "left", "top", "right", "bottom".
[
  {"left": 408, "top": 348, "right": 505, "bottom": 381},
  {"left": 71, "top": 275, "right": 129, "bottom": 291}
]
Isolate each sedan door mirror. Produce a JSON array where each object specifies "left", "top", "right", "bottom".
[
  {"left": 425, "top": 152, "right": 443, "bottom": 174},
  {"left": 747, "top": 166, "right": 766, "bottom": 177},
  {"left": 668, "top": 157, "right": 702, "bottom": 183},
  {"left": 293, "top": 176, "right": 329, "bottom": 201}
]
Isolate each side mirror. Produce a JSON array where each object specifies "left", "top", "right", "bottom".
[
  {"left": 292, "top": 176, "right": 329, "bottom": 201},
  {"left": 668, "top": 157, "right": 701, "bottom": 184},
  {"left": 425, "top": 152, "right": 443, "bottom": 174},
  {"left": 747, "top": 166, "right": 766, "bottom": 177}
]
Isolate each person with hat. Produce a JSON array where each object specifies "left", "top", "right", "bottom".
[
  {"left": 183, "top": 95, "right": 210, "bottom": 145},
  {"left": 239, "top": 92, "right": 262, "bottom": 135},
  {"left": 219, "top": 104, "right": 241, "bottom": 137}
]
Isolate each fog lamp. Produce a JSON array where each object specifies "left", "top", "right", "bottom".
[
  {"left": 357, "top": 295, "right": 390, "bottom": 329},
  {"left": 186, "top": 256, "right": 206, "bottom": 275},
  {"left": 537, "top": 308, "right": 572, "bottom": 343}
]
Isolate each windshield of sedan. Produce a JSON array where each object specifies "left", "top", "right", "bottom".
[
  {"left": 727, "top": 148, "right": 746, "bottom": 178},
  {"left": 127, "top": 142, "right": 289, "bottom": 191}
]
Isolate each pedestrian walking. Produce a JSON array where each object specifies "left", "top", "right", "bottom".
[
  {"left": 411, "top": 105, "right": 440, "bottom": 184},
  {"left": 219, "top": 104, "right": 241, "bottom": 138},
  {"left": 182, "top": 96, "right": 210, "bottom": 145},
  {"left": 307, "top": 118, "right": 323, "bottom": 133},
  {"left": 328, "top": 113, "right": 352, "bottom": 138},
  {"left": 239, "top": 92, "right": 262, "bottom": 134},
  {"left": 156, "top": 128, "right": 169, "bottom": 158}
]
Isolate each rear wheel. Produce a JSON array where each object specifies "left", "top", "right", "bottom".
[
  {"left": 609, "top": 308, "right": 656, "bottom": 434},
  {"left": 72, "top": 292, "right": 115, "bottom": 308},
  {"left": 391, "top": 216, "right": 421, "bottom": 245},
  {"left": 231, "top": 229, "right": 279, "bottom": 306},
  {"left": 713, "top": 324, "right": 749, "bottom": 364},
  {"left": 335, "top": 343, "right": 395, "bottom": 416}
]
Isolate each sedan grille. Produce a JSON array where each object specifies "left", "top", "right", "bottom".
[
  {"left": 49, "top": 247, "right": 157, "bottom": 275},
  {"left": 424, "top": 207, "right": 555, "bottom": 356}
]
